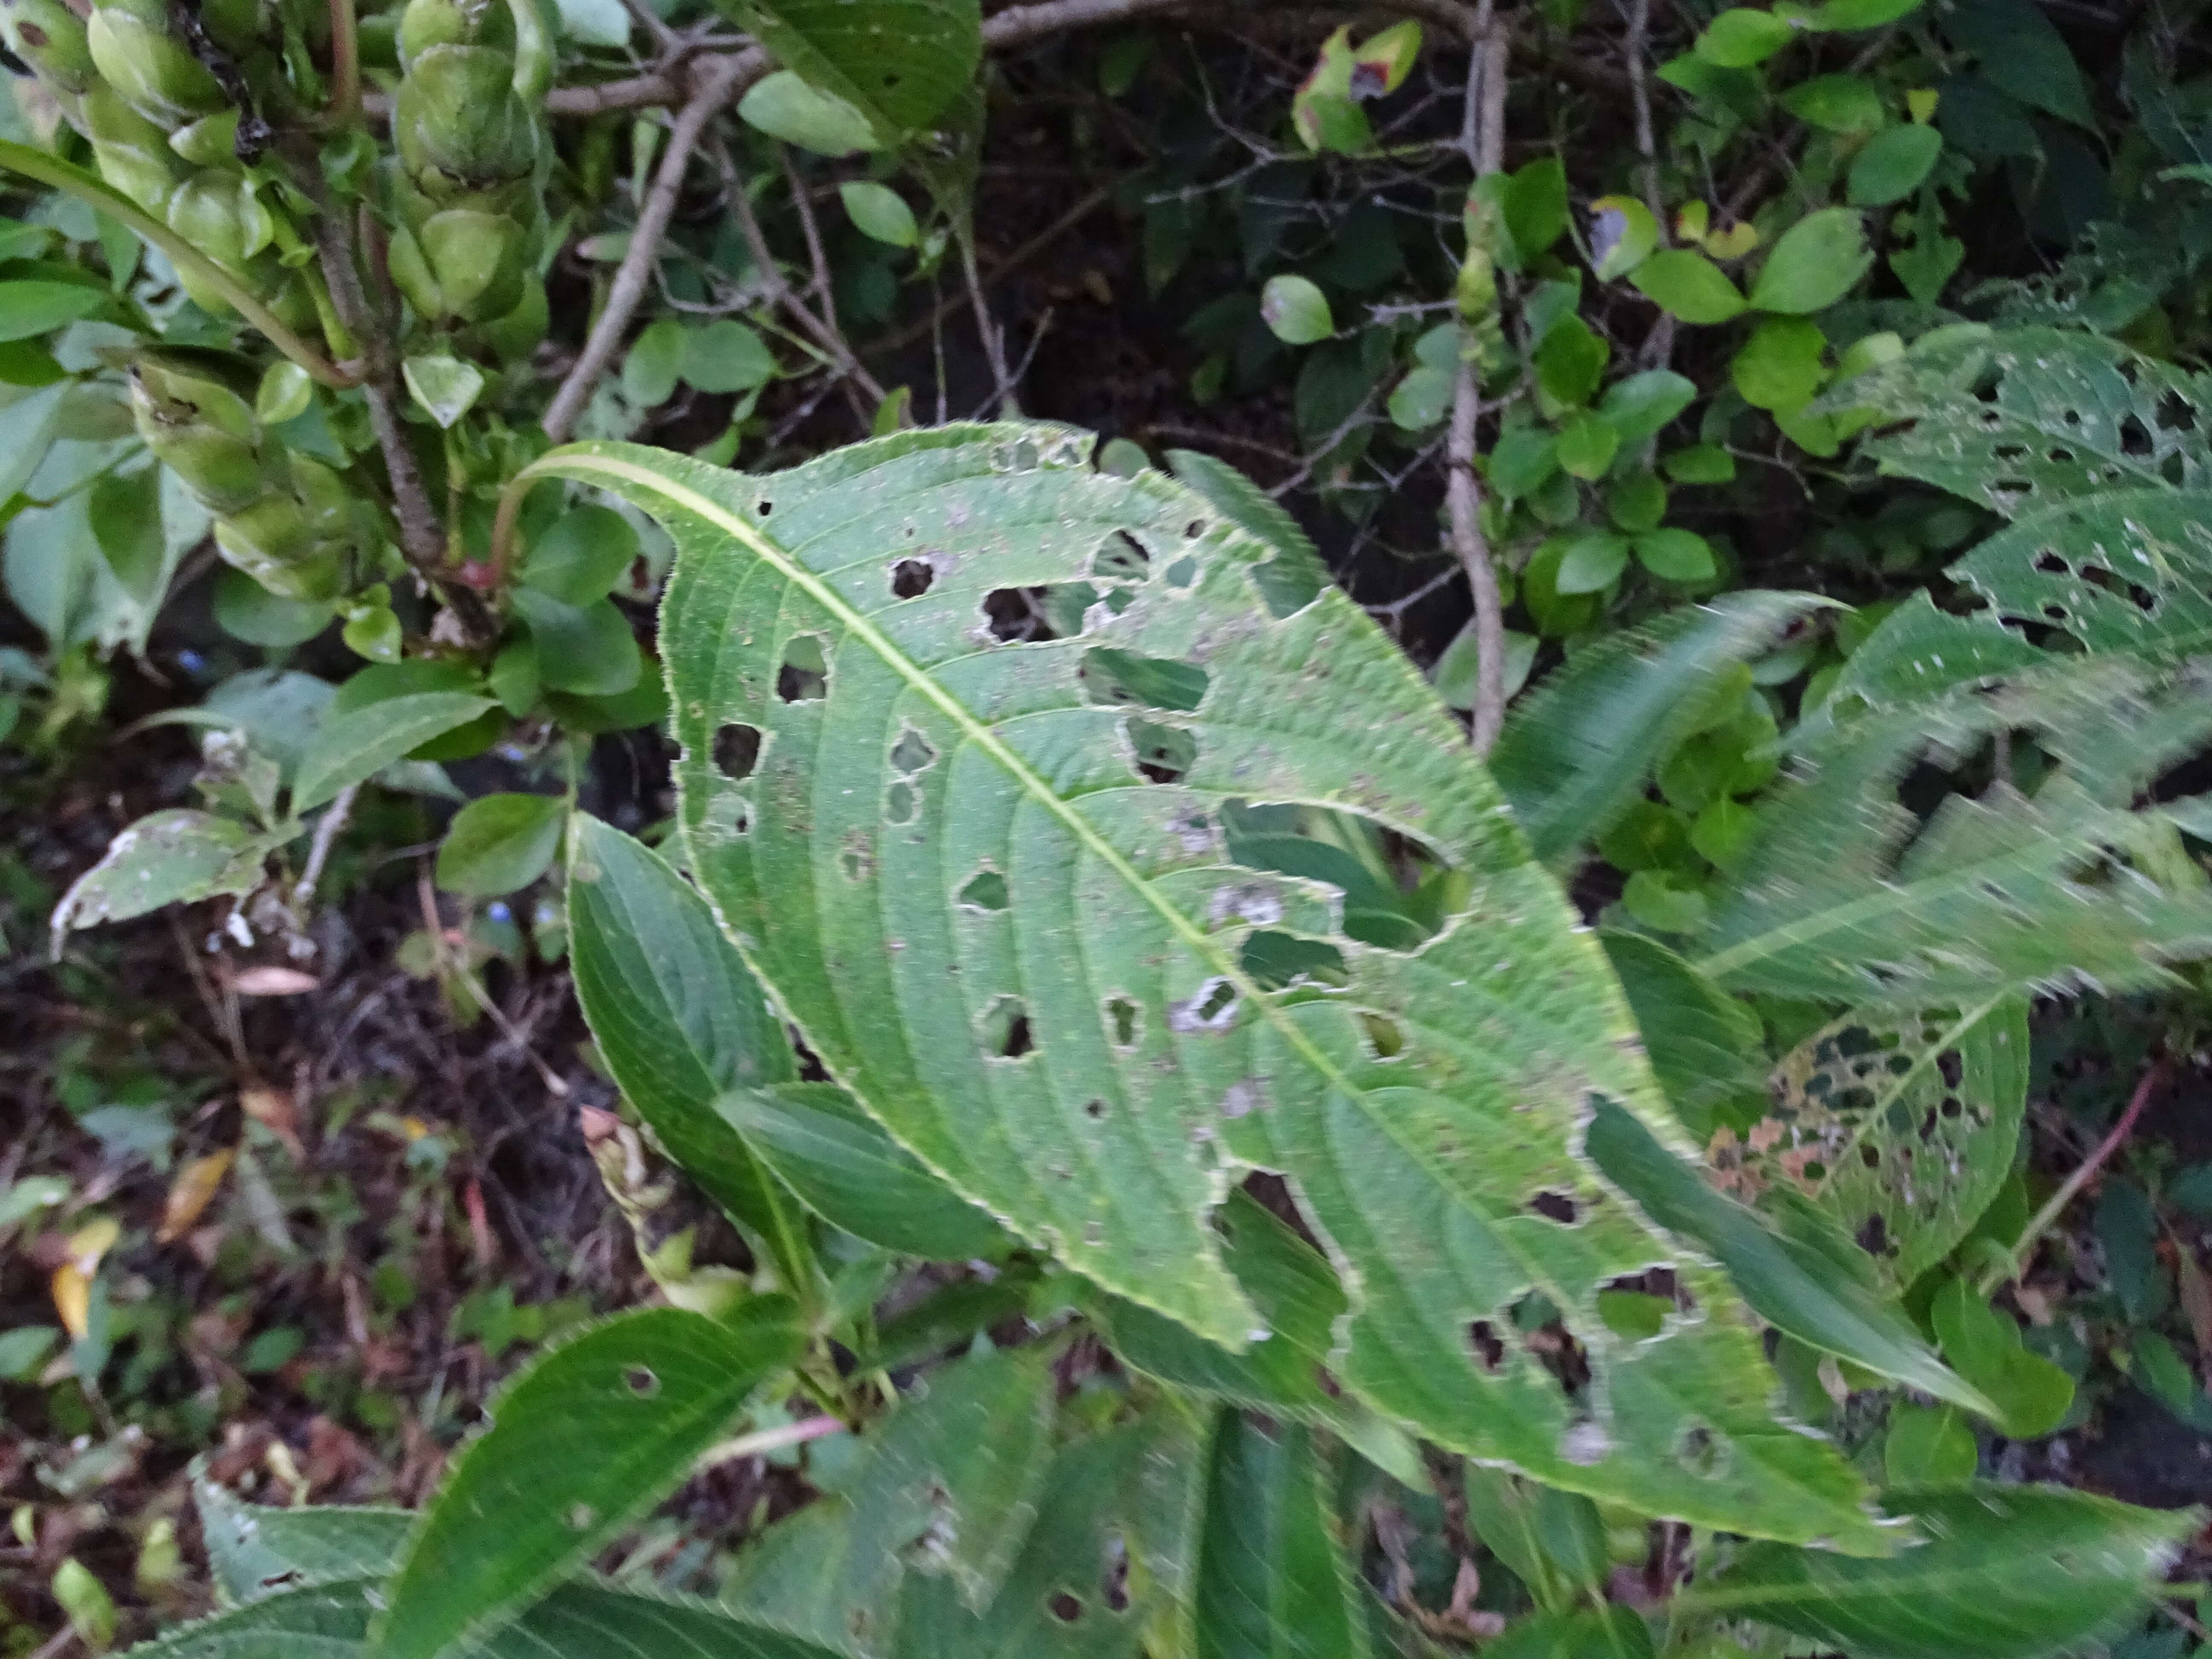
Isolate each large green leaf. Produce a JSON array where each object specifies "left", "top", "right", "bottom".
[
  {"left": 719, "top": 0, "right": 980, "bottom": 139},
  {"left": 1738, "top": 995, "right": 2029, "bottom": 1290},
  {"left": 1677, "top": 1485, "right": 2196, "bottom": 1659},
  {"left": 1698, "top": 657, "right": 2212, "bottom": 1002},
  {"left": 291, "top": 692, "right": 495, "bottom": 812},
  {"left": 716, "top": 1083, "right": 1012, "bottom": 1259},
  {"left": 198, "top": 1487, "right": 409, "bottom": 1602},
  {"left": 376, "top": 1301, "right": 802, "bottom": 1659},
  {"left": 567, "top": 814, "right": 815, "bottom": 1282},
  {"left": 115, "top": 1577, "right": 844, "bottom": 1659},
  {"left": 728, "top": 1346, "right": 1057, "bottom": 1649},
  {"left": 1830, "top": 326, "right": 2212, "bottom": 515},
  {"left": 515, "top": 426, "right": 1889, "bottom": 1545},
  {"left": 1599, "top": 933, "right": 1764, "bottom": 1145},
  {"left": 1193, "top": 1416, "right": 1368, "bottom": 1659},
  {"left": 1490, "top": 592, "right": 1834, "bottom": 864},
  {"left": 1585, "top": 1101, "right": 1992, "bottom": 1417}
]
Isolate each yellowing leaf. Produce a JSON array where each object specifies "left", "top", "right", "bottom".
[
  {"left": 157, "top": 1148, "right": 236, "bottom": 1243},
  {"left": 52, "top": 1263, "right": 90, "bottom": 1339}
]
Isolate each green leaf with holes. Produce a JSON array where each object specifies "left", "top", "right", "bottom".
[
  {"left": 513, "top": 425, "right": 1893, "bottom": 1547},
  {"left": 1676, "top": 1486, "right": 2192, "bottom": 1659},
  {"left": 50, "top": 811, "right": 289, "bottom": 941},
  {"left": 1746, "top": 995, "right": 2029, "bottom": 1291},
  {"left": 375, "top": 1302, "right": 803, "bottom": 1659}
]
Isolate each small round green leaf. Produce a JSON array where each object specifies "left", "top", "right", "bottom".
[
  {"left": 1556, "top": 411, "right": 1621, "bottom": 479},
  {"left": 736, "top": 69, "right": 880, "bottom": 155},
  {"left": 681, "top": 320, "right": 777, "bottom": 395},
  {"left": 1779, "top": 73, "right": 1886, "bottom": 132},
  {"left": 1731, "top": 316, "right": 1829, "bottom": 411},
  {"left": 401, "top": 354, "right": 485, "bottom": 429},
  {"left": 212, "top": 567, "right": 331, "bottom": 646},
  {"left": 1696, "top": 8, "right": 1796, "bottom": 65},
  {"left": 1589, "top": 195, "right": 1659, "bottom": 280},
  {"left": 436, "top": 792, "right": 567, "bottom": 896},
  {"left": 1848, "top": 122, "right": 1944, "bottom": 204},
  {"left": 1607, "top": 471, "right": 1669, "bottom": 532},
  {"left": 1630, "top": 249, "right": 1748, "bottom": 323},
  {"left": 1555, "top": 530, "right": 1632, "bottom": 594},
  {"left": 623, "top": 317, "right": 683, "bottom": 407},
  {"left": 839, "top": 180, "right": 918, "bottom": 248},
  {"left": 1388, "top": 364, "right": 1454, "bottom": 430},
  {"left": 523, "top": 505, "right": 640, "bottom": 605},
  {"left": 254, "top": 361, "right": 312, "bottom": 426},
  {"left": 1748, "top": 208, "right": 1872, "bottom": 314},
  {"left": 1260, "top": 274, "right": 1334, "bottom": 345},
  {"left": 1636, "top": 527, "right": 1719, "bottom": 582}
]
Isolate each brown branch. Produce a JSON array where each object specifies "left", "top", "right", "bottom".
[
  {"left": 722, "top": 165, "right": 887, "bottom": 404},
  {"left": 861, "top": 185, "right": 1110, "bottom": 358},
  {"left": 541, "top": 50, "right": 764, "bottom": 442}
]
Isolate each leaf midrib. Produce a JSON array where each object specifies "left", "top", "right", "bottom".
[{"left": 538, "top": 448, "right": 1627, "bottom": 1359}]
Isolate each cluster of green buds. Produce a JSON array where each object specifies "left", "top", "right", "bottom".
[
  {"left": 386, "top": 0, "right": 549, "bottom": 333},
  {"left": 127, "top": 352, "right": 372, "bottom": 600},
  {"left": 0, "top": 0, "right": 327, "bottom": 333}
]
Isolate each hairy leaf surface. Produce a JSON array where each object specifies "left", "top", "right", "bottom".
[
  {"left": 1679, "top": 1485, "right": 2196, "bottom": 1659},
  {"left": 1833, "top": 326, "right": 2212, "bottom": 515},
  {"left": 376, "top": 1302, "right": 802, "bottom": 1659},
  {"left": 517, "top": 426, "right": 1889, "bottom": 1543},
  {"left": 1699, "top": 658, "right": 2212, "bottom": 1001}
]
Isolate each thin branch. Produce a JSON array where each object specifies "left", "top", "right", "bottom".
[
  {"left": 862, "top": 186, "right": 1109, "bottom": 358},
  {"left": 541, "top": 51, "right": 764, "bottom": 442},
  {"left": 292, "top": 784, "right": 359, "bottom": 911},
  {"left": 778, "top": 143, "right": 840, "bottom": 337},
  {"left": 1622, "top": 0, "right": 1674, "bottom": 367},
  {"left": 1981, "top": 1056, "right": 2174, "bottom": 1294},
  {"left": 722, "top": 160, "right": 887, "bottom": 401},
  {"left": 1450, "top": 12, "right": 1509, "bottom": 756},
  {"left": 959, "top": 230, "right": 1019, "bottom": 414},
  {"left": 695, "top": 1413, "right": 847, "bottom": 1469},
  {"left": 327, "top": 0, "right": 361, "bottom": 125},
  {"left": 306, "top": 206, "right": 445, "bottom": 570}
]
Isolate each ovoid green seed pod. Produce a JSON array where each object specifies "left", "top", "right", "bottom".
[
  {"left": 214, "top": 498, "right": 346, "bottom": 601},
  {"left": 0, "top": 0, "right": 97, "bottom": 95},
  {"left": 396, "top": 0, "right": 510, "bottom": 71},
  {"left": 128, "top": 358, "right": 267, "bottom": 515},
  {"left": 394, "top": 50, "right": 536, "bottom": 195},
  {"left": 87, "top": 5, "right": 227, "bottom": 129}
]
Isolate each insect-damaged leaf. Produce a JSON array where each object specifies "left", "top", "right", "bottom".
[{"left": 516, "top": 424, "right": 1890, "bottom": 1546}]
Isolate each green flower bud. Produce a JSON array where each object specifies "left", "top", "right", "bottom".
[
  {"left": 396, "top": 0, "right": 510, "bottom": 72},
  {"left": 129, "top": 358, "right": 268, "bottom": 514},
  {"left": 394, "top": 50, "right": 536, "bottom": 195},
  {"left": 165, "top": 172, "right": 274, "bottom": 272},
  {"left": 214, "top": 497, "right": 346, "bottom": 600},
  {"left": 80, "top": 84, "right": 188, "bottom": 213},
  {"left": 168, "top": 107, "right": 239, "bottom": 166},
  {"left": 87, "top": 6, "right": 227, "bottom": 128},
  {"left": 383, "top": 218, "right": 446, "bottom": 320},
  {"left": 0, "top": 0, "right": 97, "bottom": 95},
  {"left": 197, "top": 0, "right": 268, "bottom": 57}
]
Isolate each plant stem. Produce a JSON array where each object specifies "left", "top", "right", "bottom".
[
  {"left": 694, "top": 1413, "right": 847, "bottom": 1469},
  {"left": 1448, "top": 14, "right": 1508, "bottom": 757},
  {"left": 327, "top": 0, "right": 361, "bottom": 126},
  {"left": 1980, "top": 1055, "right": 2173, "bottom": 1294},
  {"left": 0, "top": 141, "right": 358, "bottom": 389}
]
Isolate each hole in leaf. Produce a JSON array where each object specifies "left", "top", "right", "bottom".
[
  {"left": 1528, "top": 1191, "right": 1579, "bottom": 1225},
  {"left": 886, "top": 780, "right": 918, "bottom": 824},
  {"left": 1860, "top": 1144, "right": 1880, "bottom": 1167},
  {"left": 1468, "top": 1321, "right": 1506, "bottom": 1371},
  {"left": 566, "top": 1503, "right": 596, "bottom": 1531},
  {"left": 1936, "top": 1049, "right": 1962, "bottom": 1088},
  {"left": 1100, "top": 1534, "right": 1130, "bottom": 1612},
  {"left": 958, "top": 870, "right": 1009, "bottom": 910},
  {"left": 756, "top": 498, "right": 774, "bottom": 515},
  {"left": 624, "top": 1365, "right": 658, "bottom": 1397},
  {"left": 1185, "top": 518, "right": 1206, "bottom": 538},
  {"left": 1106, "top": 995, "right": 1141, "bottom": 1047},
  {"left": 2034, "top": 553, "right": 2069, "bottom": 574},
  {"left": 2155, "top": 390, "right": 2197, "bottom": 432},
  {"left": 1170, "top": 978, "right": 1237, "bottom": 1032},
  {"left": 778, "top": 635, "right": 829, "bottom": 702},
  {"left": 980, "top": 995, "right": 1034, "bottom": 1059},
  {"left": 1857, "top": 1212, "right": 1891, "bottom": 1255},
  {"left": 891, "top": 727, "right": 937, "bottom": 774},
  {"left": 1048, "top": 1592, "right": 1083, "bottom": 1624},
  {"left": 1677, "top": 1424, "right": 1720, "bottom": 1476},
  {"left": 1091, "top": 531, "right": 1150, "bottom": 581},
  {"left": 1080, "top": 647, "right": 1208, "bottom": 712},
  {"left": 1239, "top": 930, "right": 1347, "bottom": 990},
  {"left": 1220, "top": 801, "right": 1457, "bottom": 952},
  {"left": 713, "top": 723, "right": 763, "bottom": 780},
  {"left": 982, "top": 587, "right": 1055, "bottom": 643},
  {"left": 1361, "top": 1012, "right": 1405, "bottom": 1058},
  {"left": 891, "top": 558, "right": 935, "bottom": 598},
  {"left": 1940, "top": 1095, "right": 1962, "bottom": 1118},
  {"left": 1162, "top": 554, "right": 1199, "bottom": 588},
  {"left": 1084, "top": 1097, "right": 1108, "bottom": 1120},
  {"left": 2119, "top": 414, "right": 2154, "bottom": 456},
  {"left": 1126, "top": 717, "right": 1196, "bottom": 783}
]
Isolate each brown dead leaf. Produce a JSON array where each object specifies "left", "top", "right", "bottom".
[
  {"left": 157, "top": 1148, "right": 235, "bottom": 1243},
  {"left": 240, "top": 1087, "right": 302, "bottom": 1158},
  {"left": 232, "top": 965, "right": 320, "bottom": 997},
  {"left": 1746, "top": 1118, "right": 1785, "bottom": 1153}
]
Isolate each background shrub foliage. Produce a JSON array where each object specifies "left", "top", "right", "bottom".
[{"left": 7, "top": 0, "right": 2212, "bottom": 1650}]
